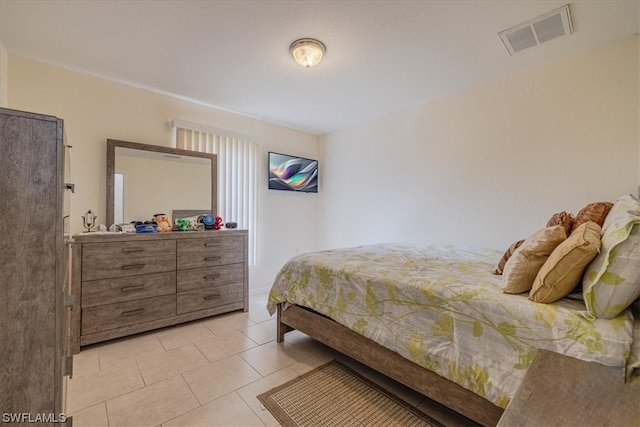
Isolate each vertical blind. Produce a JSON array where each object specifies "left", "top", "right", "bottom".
[{"left": 173, "top": 120, "right": 258, "bottom": 265}]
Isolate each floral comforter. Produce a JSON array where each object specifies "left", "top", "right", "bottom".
[{"left": 267, "top": 243, "right": 634, "bottom": 408}]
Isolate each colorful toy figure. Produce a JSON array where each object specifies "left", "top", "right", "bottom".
[
  {"left": 198, "top": 214, "right": 215, "bottom": 229},
  {"left": 213, "top": 216, "right": 224, "bottom": 230},
  {"left": 153, "top": 213, "right": 172, "bottom": 232},
  {"left": 175, "top": 218, "right": 192, "bottom": 231}
]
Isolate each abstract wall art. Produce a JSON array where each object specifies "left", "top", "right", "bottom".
[{"left": 268, "top": 152, "right": 318, "bottom": 193}]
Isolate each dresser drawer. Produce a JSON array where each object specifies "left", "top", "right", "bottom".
[
  {"left": 82, "top": 240, "right": 176, "bottom": 281},
  {"left": 82, "top": 294, "right": 176, "bottom": 334},
  {"left": 81, "top": 272, "right": 176, "bottom": 308},
  {"left": 177, "top": 283, "right": 243, "bottom": 314},
  {"left": 177, "top": 264, "right": 243, "bottom": 293},
  {"left": 177, "top": 236, "right": 244, "bottom": 269}
]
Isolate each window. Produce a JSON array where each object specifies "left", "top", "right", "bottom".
[
  {"left": 173, "top": 119, "right": 258, "bottom": 265},
  {"left": 114, "top": 172, "right": 125, "bottom": 224}
]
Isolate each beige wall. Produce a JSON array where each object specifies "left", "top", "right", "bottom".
[
  {"left": 115, "top": 152, "right": 211, "bottom": 222},
  {"left": 318, "top": 36, "right": 640, "bottom": 251},
  {"left": 0, "top": 40, "right": 7, "bottom": 107},
  {"left": 7, "top": 35, "right": 639, "bottom": 288},
  {"left": 7, "top": 56, "right": 319, "bottom": 291}
]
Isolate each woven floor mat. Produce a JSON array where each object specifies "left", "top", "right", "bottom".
[{"left": 257, "top": 360, "right": 445, "bottom": 427}]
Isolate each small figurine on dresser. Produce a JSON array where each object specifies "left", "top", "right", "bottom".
[
  {"left": 197, "top": 214, "right": 224, "bottom": 230},
  {"left": 153, "top": 213, "right": 172, "bottom": 232},
  {"left": 120, "top": 223, "right": 136, "bottom": 233},
  {"left": 198, "top": 214, "right": 215, "bottom": 230},
  {"left": 175, "top": 218, "right": 192, "bottom": 231},
  {"left": 82, "top": 210, "right": 97, "bottom": 232},
  {"left": 133, "top": 221, "right": 157, "bottom": 233}
]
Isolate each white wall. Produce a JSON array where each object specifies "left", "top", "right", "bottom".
[
  {"left": 318, "top": 36, "right": 639, "bottom": 252},
  {"left": 7, "top": 56, "right": 319, "bottom": 292}
]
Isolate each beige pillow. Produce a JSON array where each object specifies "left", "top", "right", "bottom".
[
  {"left": 502, "top": 225, "right": 567, "bottom": 294},
  {"left": 530, "top": 221, "right": 601, "bottom": 303}
]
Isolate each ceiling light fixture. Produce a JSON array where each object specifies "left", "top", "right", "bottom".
[{"left": 290, "top": 38, "right": 326, "bottom": 68}]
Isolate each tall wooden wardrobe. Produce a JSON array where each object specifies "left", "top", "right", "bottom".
[{"left": 0, "top": 108, "right": 73, "bottom": 425}]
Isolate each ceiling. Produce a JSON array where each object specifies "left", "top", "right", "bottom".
[{"left": 1, "top": 1, "right": 638, "bottom": 135}]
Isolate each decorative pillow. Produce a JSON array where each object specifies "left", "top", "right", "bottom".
[
  {"left": 570, "top": 202, "right": 613, "bottom": 234},
  {"left": 529, "top": 221, "right": 601, "bottom": 303},
  {"left": 502, "top": 225, "right": 566, "bottom": 294},
  {"left": 546, "top": 211, "right": 575, "bottom": 237},
  {"left": 602, "top": 194, "right": 638, "bottom": 232},
  {"left": 493, "top": 239, "right": 525, "bottom": 275},
  {"left": 583, "top": 194, "right": 640, "bottom": 318}
]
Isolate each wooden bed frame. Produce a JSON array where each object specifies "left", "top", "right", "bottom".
[{"left": 277, "top": 303, "right": 504, "bottom": 427}]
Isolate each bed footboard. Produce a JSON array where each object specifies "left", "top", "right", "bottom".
[{"left": 277, "top": 303, "right": 503, "bottom": 427}]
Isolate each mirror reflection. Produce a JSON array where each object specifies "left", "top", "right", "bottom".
[{"left": 106, "top": 139, "right": 217, "bottom": 226}]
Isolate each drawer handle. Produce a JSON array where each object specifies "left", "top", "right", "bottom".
[
  {"left": 204, "top": 242, "right": 217, "bottom": 247},
  {"left": 121, "top": 284, "right": 145, "bottom": 292},
  {"left": 204, "top": 256, "right": 221, "bottom": 262},
  {"left": 122, "top": 247, "right": 146, "bottom": 253},
  {"left": 204, "top": 294, "right": 221, "bottom": 301},
  {"left": 121, "top": 308, "right": 145, "bottom": 316},
  {"left": 204, "top": 273, "right": 221, "bottom": 281},
  {"left": 122, "top": 263, "right": 145, "bottom": 270}
]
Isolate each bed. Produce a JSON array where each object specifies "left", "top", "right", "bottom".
[{"left": 267, "top": 241, "right": 638, "bottom": 426}]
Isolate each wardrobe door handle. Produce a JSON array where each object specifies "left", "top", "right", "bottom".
[
  {"left": 121, "top": 284, "right": 145, "bottom": 292},
  {"left": 121, "top": 308, "right": 145, "bottom": 316},
  {"left": 122, "top": 247, "right": 146, "bottom": 253},
  {"left": 122, "top": 263, "right": 145, "bottom": 270}
]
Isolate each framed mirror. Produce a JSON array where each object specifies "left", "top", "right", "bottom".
[{"left": 106, "top": 139, "right": 217, "bottom": 226}]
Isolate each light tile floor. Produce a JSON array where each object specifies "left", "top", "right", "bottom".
[{"left": 67, "top": 291, "right": 475, "bottom": 426}]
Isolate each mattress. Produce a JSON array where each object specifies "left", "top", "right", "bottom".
[{"left": 267, "top": 243, "right": 634, "bottom": 408}]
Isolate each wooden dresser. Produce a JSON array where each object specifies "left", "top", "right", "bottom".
[
  {"left": 71, "top": 230, "right": 248, "bottom": 353},
  {"left": 0, "top": 108, "right": 73, "bottom": 425}
]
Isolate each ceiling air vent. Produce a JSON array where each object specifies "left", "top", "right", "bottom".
[{"left": 499, "top": 5, "right": 573, "bottom": 55}]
